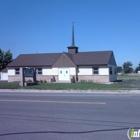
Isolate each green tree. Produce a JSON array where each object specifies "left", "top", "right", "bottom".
[
  {"left": 123, "top": 61, "right": 133, "bottom": 74},
  {"left": 135, "top": 67, "right": 140, "bottom": 73},
  {"left": 135, "top": 62, "right": 140, "bottom": 73},
  {"left": 117, "top": 66, "right": 122, "bottom": 73},
  {"left": 3, "top": 49, "right": 12, "bottom": 68},
  {"left": 0, "top": 48, "right": 13, "bottom": 70},
  {"left": 0, "top": 48, "right": 4, "bottom": 70}
]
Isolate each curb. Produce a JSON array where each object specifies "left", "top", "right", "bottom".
[{"left": 0, "top": 89, "right": 140, "bottom": 94}]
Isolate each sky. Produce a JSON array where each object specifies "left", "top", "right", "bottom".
[{"left": 0, "top": 0, "right": 140, "bottom": 68}]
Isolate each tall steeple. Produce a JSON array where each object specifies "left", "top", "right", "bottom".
[
  {"left": 71, "top": 22, "right": 75, "bottom": 46},
  {"left": 67, "top": 22, "right": 78, "bottom": 54}
]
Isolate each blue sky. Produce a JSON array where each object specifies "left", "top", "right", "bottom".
[{"left": 0, "top": 0, "right": 140, "bottom": 68}]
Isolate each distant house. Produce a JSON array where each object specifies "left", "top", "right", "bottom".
[{"left": 7, "top": 25, "right": 117, "bottom": 83}]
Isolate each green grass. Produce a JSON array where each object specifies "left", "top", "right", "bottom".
[
  {"left": 117, "top": 75, "right": 140, "bottom": 81},
  {"left": 0, "top": 82, "right": 138, "bottom": 90},
  {"left": 0, "top": 82, "right": 20, "bottom": 89},
  {"left": 1, "top": 75, "right": 140, "bottom": 90}
]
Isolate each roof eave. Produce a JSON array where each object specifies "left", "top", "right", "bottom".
[
  {"left": 7, "top": 65, "right": 52, "bottom": 68},
  {"left": 76, "top": 64, "right": 108, "bottom": 66}
]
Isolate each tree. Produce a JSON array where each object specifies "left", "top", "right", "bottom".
[
  {"left": 0, "top": 48, "right": 13, "bottom": 71},
  {"left": 3, "top": 50, "right": 12, "bottom": 68},
  {"left": 123, "top": 61, "right": 133, "bottom": 74},
  {"left": 117, "top": 66, "right": 123, "bottom": 73},
  {"left": 135, "top": 62, "right": 140, "bottom": 73},
  {"left": 0, "top": 48, "right": 4, "bottom": 70},
  {"left": 135, "top": 67, "right": 140, "bottom": 73}
]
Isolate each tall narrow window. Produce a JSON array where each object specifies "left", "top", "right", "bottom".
[
  {"left": 93, "top": 67, "right": 99, "bottom": 74},
  {"left": 15, "top": 68, "right": 20, "bottom": 75},
  {"left": 110, "top": 67, "right": 112, "bottom": 75},
  {"left": 38, "top": 68, "right": 42, "bottom": 74}
]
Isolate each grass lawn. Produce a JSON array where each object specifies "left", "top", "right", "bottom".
[
  {"left": 0, "top": 82, "right": 20, "bottom": 89},
  {"left": 117, "top": 75, "right": 140, "bottom": 81},
  {"left": 0, "top": 75, "right": 140, "bottom": 90},
  {"left": 0, "top": 81, "right": 139, "bottom": 90}
]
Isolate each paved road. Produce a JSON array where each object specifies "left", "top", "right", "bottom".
[{"left": 0, "top": 92, "right": 140, "bottom": 140}]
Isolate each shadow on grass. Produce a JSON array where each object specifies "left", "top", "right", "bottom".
[{"left": 115, "top": 80, "right": 123, "bottom": 82}]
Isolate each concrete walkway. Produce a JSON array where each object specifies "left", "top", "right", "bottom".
[{"left": 0, "top": 89, "right": 140, "bottom": 94}]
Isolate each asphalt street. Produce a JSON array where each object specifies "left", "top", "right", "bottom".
[{"left": 0, "top": 92, "right": 140, "bottom": 140}]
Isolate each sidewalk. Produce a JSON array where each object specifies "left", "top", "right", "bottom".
[{"left": 0, "top": 89, "right": 140, "bottom": 94}]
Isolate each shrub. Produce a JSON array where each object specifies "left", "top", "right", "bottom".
[
  {"left": 39, "top": 80, "right": 44, "bottom": 83},
  {"left": 80, "top": 80, "right": 87, "bottom": 83},
  {"left": 26, "top": 79, "right": 32, "bottom": 83},
  {"left": 87, "top": 80, "right": 93, "bottom": 83}
]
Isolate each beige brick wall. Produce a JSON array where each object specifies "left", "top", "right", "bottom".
[
  {"left": 78, "top": 75, "right": 109, "bottom": 83},
  {"left": 8, "top": 75, "right": 20, "bottom": 82},
  {"left": 8, "top": 74, "right": 109, "bottom": 83},
  {"left": 36, "top": 75, "right": 60, "bottom": 83},
  {"left": 36, "top": 75, "right": 53, "bottom": 82},
  {"left": 8, "top": 74, "right": 58, "bottom": 83}
]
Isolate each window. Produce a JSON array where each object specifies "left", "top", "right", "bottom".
[
  {"left": 38, "top": 68, "right": 42, "bottom": 74},
  {"left": 110, "top": 67, "right": 112, "bottom": 75},
  {"left": 15, "top": 68, "right": 20, "bottom": 75},
  {"left": 93, "top": 67, "right": 99, "bottom": 74}
]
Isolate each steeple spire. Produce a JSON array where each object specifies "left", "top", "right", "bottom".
[
  {"left": 72, "top": 22, "right": 75, "bottom": 46},
  {"left": 67, "top": 22, "right": 78, "bottom": 54}
]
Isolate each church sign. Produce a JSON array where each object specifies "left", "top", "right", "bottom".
[{"left": 24, "top": 68, "right": 34, "bottom": 77}]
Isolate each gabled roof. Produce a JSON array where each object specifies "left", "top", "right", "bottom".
[
  {"left": 8, "top": 51, "right": 115, "bottom": 67},
  {"left": 52, "top": 52, "right": 76, "bottom": 67},
  {"left": 8, "top": 53, "right": 61, "bottom": 67}
]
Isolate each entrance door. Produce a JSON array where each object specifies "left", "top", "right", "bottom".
[{"left": 58, "top": 69, "right": 70, "bottom": 81}]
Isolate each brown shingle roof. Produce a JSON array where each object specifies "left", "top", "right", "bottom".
[
  {"left": 8, "top": 51, "right": 114, "bottom": 67},
  {"left": 8, "top": 53, "right": 61, "bottom": 67},
  {"left": 65, "top": 53, "right": 75, "bottom": 64},
  {"left": 72, "top": 51, "right": 113, "bottom": 65}
]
